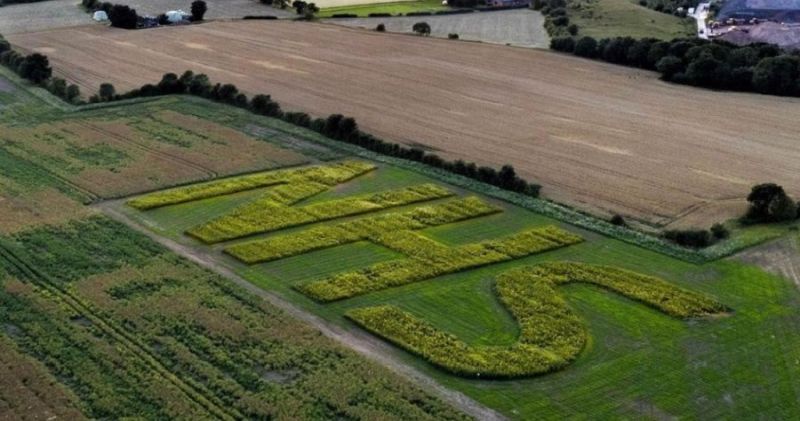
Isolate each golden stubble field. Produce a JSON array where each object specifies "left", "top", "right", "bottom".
[{"left": 9, "top": 21, "right": 800, "bottom": 227}]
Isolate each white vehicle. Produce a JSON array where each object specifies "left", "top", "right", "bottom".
[{"left": 92, "top": 10, "right": 108, "bottom": 22}]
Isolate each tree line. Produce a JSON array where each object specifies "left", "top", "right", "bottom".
[
  {"left": 82, "top": 0, "right": 207, "bottom": 29},
  {"left": 102, "top": 71, "right": 540, "bottom": 197},
  {"left": 0, "top": 36, "right": 541, "bottom": 206},
  {"left": 0, "top": 35, "right": 84, "bottom": 102},
  {"left": 551, "top": 35, "right": 800, "bottom": 97}
]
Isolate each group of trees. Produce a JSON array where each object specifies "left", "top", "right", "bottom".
[
  {"left": 638, "top": 0, "right": 696, "bottom": 17},
  {"left": 413, "top": 22, "right": 431, "bottom": 36},
  {"left": 663, "top": 224, "right": 727, "bottom": 249},
  {"left": 744, "top": 183, "right": 799, "bottom": 224},
  {"left": 82, "top": 0, "right": 206, "bottom": 29},
  {"left": 533, "top": 0, "right": 579, "bottom": 37},
  {"left": 83, "top": 71, "right": 541, "bottom": 196},
  {"left": 447, "top": 0, "right": 480, "bottom": 7},
  {"left": 551, "top": 35, "right": 800, "bottom": 96},
  {"left": 290, "top": 1, "right": 319, "bottom": 18},
  {"left": 0, "top": 37, "right": 50, "bottom": 84},
  {"left": 93, "top": 71, "right": 540, "bottom": 197},
  {"left": 1, "top": 35, "right": 82, "bottom": 103}
]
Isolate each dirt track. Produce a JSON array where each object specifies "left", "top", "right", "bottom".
[
  {"left": 9, "top": 21, "right": 800, "bottom": 226},
  {"left": 96, "top": 199, "right": 506, "bottom": 421},
  {"left": 736, "top": 234, "right": 800, "bottom": 289}
]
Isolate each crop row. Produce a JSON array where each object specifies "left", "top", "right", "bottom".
[
  {"left": 127, "top": 160, "right": 376, "bottom": 210},
  {"left": 346, "top": 262, "right": 726, "bottom": 378},
  {"left": 224, "top": 196, "right": 500, "bottom": 263},
  {"left": 187, "top": 183, "right": 453, "bottom": 243},
  {"left": 297, "top": 226, "right": 583, "bottom": 302}
]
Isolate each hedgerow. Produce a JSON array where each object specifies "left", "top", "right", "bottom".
[
  {"left": 346, "top": 262, "right": 726, "bottom": 378},
  {"left": 188, "top": 183, "right": 452, "bottom": 243},
  {"left": 224, "top": 196, "right": 500, "bottom": 263},
  {"left": 127, "top": 160, "right": 375, "bottom": 210},
  {"left": 298, "top": 226, "right": 583, "bottom": 302}
]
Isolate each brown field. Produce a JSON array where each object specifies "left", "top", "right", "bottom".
[
  {"left": 9, "top": 21, "right": 800, "bottom": 226},
  {"left": 0, "top": 328, "right": 85, "bottom": 421},
  {"left": 0, "top": 113, "right": 307, "bottom": 198},
  {"left": 0, "top": 188, "right": 91, "bottom": 235}
]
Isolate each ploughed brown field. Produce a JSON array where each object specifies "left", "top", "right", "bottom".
[{"left": 9, "top": 21, "right": 800, "bottom": 226}]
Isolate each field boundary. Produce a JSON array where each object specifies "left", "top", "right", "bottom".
[
  {"left": 95, "top": 199, "right": 508, "bottom": 421},
  {"left": 215, "top": 104, "right": 731, "bottom": 263},
  {"left": 0, "top": 63, "right": 759, "bottom": 262}
]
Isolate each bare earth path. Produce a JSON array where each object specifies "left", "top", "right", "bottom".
[
  {"left": 735, "top": 234, "right": 800, "bottom": 289},
  {"left": 95, "top": 199, "right": 506, "bottom": 421},
  {"left": 11, "top": 21, "right": 800, "bottom": 227}
]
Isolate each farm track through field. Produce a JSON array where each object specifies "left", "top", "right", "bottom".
[
  {"left": 96, "top": 200, "right": 507, "bottom": 421},
  {"left": 76, "top": 121, "right": 220, "bottom": 180},
  {"left": 0, "top": 241, "right": 241, "bottom": 421}
]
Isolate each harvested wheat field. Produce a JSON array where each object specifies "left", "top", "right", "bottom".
[{"left": 9, "top": 21, "right": 800, "bottom": 226}]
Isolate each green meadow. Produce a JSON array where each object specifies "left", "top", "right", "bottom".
[{"left": 124, "top": 159, "right": 800, "bottom": 419}]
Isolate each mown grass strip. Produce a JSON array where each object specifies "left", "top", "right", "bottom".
[
  {"left": 187, "top": 183, "right": 453, "bottom": 243},
  {"left": 127, "top": 160, "right": 375, "bottom": 210},
  {"left": 298, "top": 226, "right": 583, "bottom": 302},
  {"left": 346, "top": 262, "right": 726, "bottom": 379},
  {"left": 224, "top": 196, "right": 500, "bottom": 264}
]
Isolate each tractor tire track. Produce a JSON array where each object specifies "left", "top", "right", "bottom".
[{"left": 0, "top": 240, "right": 241, "bottom": 421}]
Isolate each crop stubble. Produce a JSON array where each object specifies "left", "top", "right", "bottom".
[{"left": 8, "top": 21, "right": 800, "bottom": 226}]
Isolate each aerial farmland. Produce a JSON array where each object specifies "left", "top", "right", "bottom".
[
  {"left": 9, "top": 20, "right": 800, "bottom": 227},
  {"left": 1, "top": 0, "right": 800, "bottom": 419}
]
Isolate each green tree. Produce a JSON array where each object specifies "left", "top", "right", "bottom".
[
  {"left": 191, "top": 0, "right": 207, "bottom": 21},
  {"left": 752, "top": 55, "right": 800, "bottom": 96},
  {"left": 98, "top": 83, "right": 116, "bottom": 101},
  {"left": 656, "top": 55, "right": 684, "bottom": 80},
  {"left": 746, "top": 183, "right": 798, "bottom": 223},
  {"left": 685, "top": 54, "right": 727, "bottom": 87},
  {"left": 108, "top": 4, "right": 138, "bottom": 29},
  {"left": 413, "top": 22, "right": 431, "bottom": 36},
  {"left": 574, "top": 36, "right": 597, "bottom": 58},
  {"left": 18, "top": 53, "right": 51, "bottom": 84},
  {"left": 66, "top": 84, "right": 81, "bottom": 103}
]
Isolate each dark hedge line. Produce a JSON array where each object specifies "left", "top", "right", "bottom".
[
  {"left": 551, "top": 35, "right": 800, "bottom": 97},
  {"left": 0, "top": 35, "right": 84, "bottom": 102},
  {"left": 0, "top": 35, "right": 539, "bottom": 197},
  {"left": 103, "top": 71, "right": 542, "bottom": 197},
  {"left": 242, "top": 15, "right": 279, "bottom": 19},
  {"left": 434, "top": 9, "right": 474, "bottom": 15}
]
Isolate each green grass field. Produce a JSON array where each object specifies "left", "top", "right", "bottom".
[
  {"left": 318, "top": 0, "right": 447, "bottom": 17},
  {"left": 3, "top": 68, "right": 799, "bottom": 418},
  {"left": 569, "top": 0, "right": 695, "bottom": 40},
  {"left": 0, "top": 74, "right": 470, "bottom": 419},
  {"left": 124, "top": 154, "right": 800, "bottom": 418}
]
